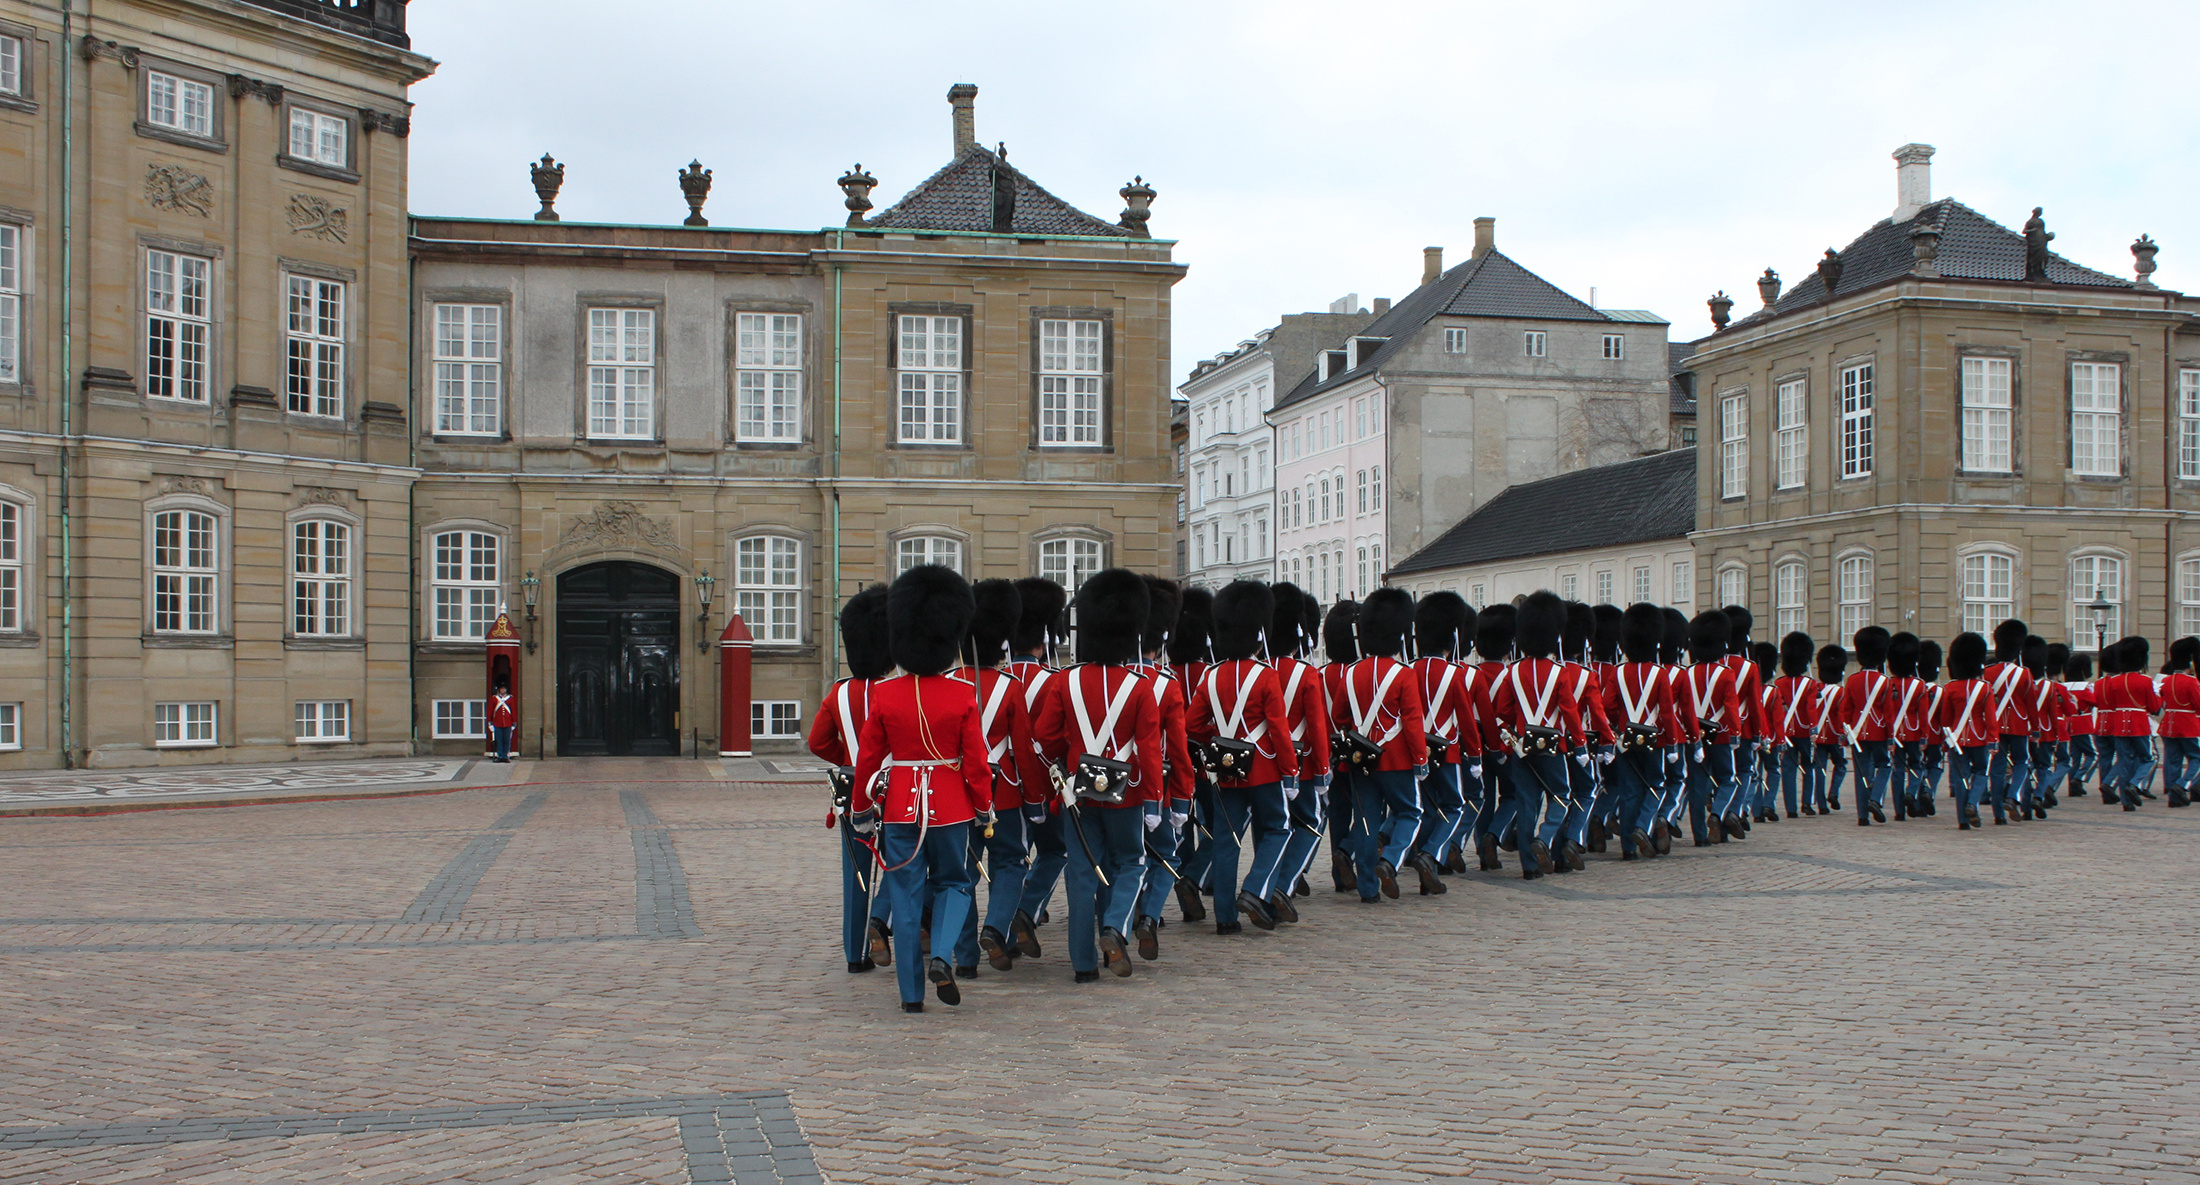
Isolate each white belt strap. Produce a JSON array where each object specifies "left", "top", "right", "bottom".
[
  {"left": 1283, "top": 662, "right": 1311, "bottom": 744},
  {"left": 980, "top": 672, "right": 1014, "bottom": 765},
  {"left": 1348, "top": 659, "right": 1407, "bottom": 743},
  {"left": 1949, "top": 681, "right": 1987, "bottom": 747},
  {"left": 1422, "top": 661, "right": 1460, "bottom": 740},
  {"left": 837, "top": 681, "right": 862, "bottom": 763},
  {"left": 1071, "top": 667, "right": 1140, "bottom": 762},
  {"left": 1991, "top": 665, "right": 2024, "bottom": 722},
  {"left": 1619, "top": 665, "right": 1656, "bottom": 727},
  {"left": 1893, "top": 678, "right": 1923, "bottom": 737},
  {"left": 1781, "top": 679, "right": 1808, "bottom": 735},
  {"left": 1510, "top": 662, "right": 1562, "bottom": 730},
  {"left": 1690, "top": 665, "right": 1727, "bottom": 727},
  {"left": 1206, "top": 662, "right": 1268, "bottom": 744},
  {"left": 1813, "top": 683, "right": 1840, "bottom": 736},
  {"left": 1845, "top": 673, "right": 1887, "bottom": 747}
]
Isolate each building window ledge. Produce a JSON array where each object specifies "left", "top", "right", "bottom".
[
  {"left": 142, "top": 633, "right": 234, "bottom": 650},
  {"left": 134, "top": 122, "right": 228, "bottom": 155},
  {"left": 276, "top": 155, "right": 359, "bottom": 185},
  {"left": 0, "top": 630, "right": 41, "bottom": 648},
  {"left": 414, "top": 641, "right": 486, "bottom": 655},
  {"left": 284, "top": 637, "right": 365, "bottom": 651},
  {"left": 754, "top": 644, "right": 820, "bottom": 662},
  {"left": 0, "top": 94, "right": 35, "bottom": 115}
]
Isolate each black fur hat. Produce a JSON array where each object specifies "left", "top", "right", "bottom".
[
  {"left": 1010, "top": 577, "right": 1067, "bottom": 658},
  {"left": 1414, "top": 591, "right": 1470, "bottom": 660},
  {"left": 1780, "top": 631, "right": 1814, "bottom": 677},
  {"left": 1142, "top": 575, "right": 1182, "bottom": 658},
  {"left": 2168, "top": 636, "right": 2198, "bottom": 675},
  {"left": 1360, "top": 588, "right": 1414, "bottom": 659},
  {"left": 1919, "top": 639, "right": 1943, "bottom": 681},
  {"left": 2118, "top": 634, "right": 2150, "bottom": 673},
  {"left": 1688, "top": 609, "right": 1730, "bottom": 664},
  {"left": 1593, "top": 604, "right": 1625, "bottom": 664},
  {"left": 2097, "top": 639, "right": 2121, "bottom": 676},
  {"left": 2044, "top": 642, "right": 2069, "bottom": 678},
  {"left": 1723, "top": 604, "right": 1754, "bottom": 648},
  {"left": 1887, "top": 631, "right": 1920, "bottom": 678},
  {"left": 1851, "top": 625, "right": 1890, "bottom": 669},
  {"left": 1270, "top": 582, "right": 1308, "bottom": 658},
  {"left": 1948, "top": 632, "right": 1988, "bottom": 680},
  {"left": 1324, "top": 600, "right": 1361, "bottom": 664},
  {"left": 1620, "top": 604, "right": 1662, "bottom": 663},
  {"left": 966, "top": 579, "right": 1021, "bottom": 668},
  {"left": 2064, "top": 650, "right": 2092, "bottom": 682},
  {"left": 1475, "top": 603, "right": 1516, "bottom": 662},
  {"left": 1751, "top": 640, "right": 1778, "bottom": 681},
  {"left": 1816, "top": 644, "right": 1848, "bottom": 682},
  {"left": 1303, "top": 594, "right": 1322, "bottom": 660},
  {"left": 1518, "top": 591, "right": 1566, "bottom": 660},
  {"left": 839, "top": 584, "right": 892, "bottom": 680},
  {"left": 888, "top": 564, "right": 974, "bottom": 677},
  {"left": 1563, "top": 602, "right": 1595, "bottom": 662},
  {"left": 1660, "top": 607, "right": 1688, "bottom": 666},
  {"left": 1992, "top": 618, "right": 2028, "bottom": 660},
  {"left": 1073, "top": 567, "right": 1149, "bottom": 666},
  {"left": 1169, "top": 587, "right": 1213, "bottom": 665},
  {"left": 1212, "top": 580, "right": 1274, "bottom": 661},
  {"left": 2021, "top": 634, "right": 2047, "bottom": 676}
]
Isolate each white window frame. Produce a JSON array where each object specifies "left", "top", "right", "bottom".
[
  {"left": 1716, "top": 564, "right": 1745, "bottom": 609},
  {"left": 1773, "top": 378, "right": 1806, "bottom": 490},
  {"left": 1773, "top": 559, "right": 1805, "bottom": 637},
  {"left": 895, "top": 535, "right": 962, "bottom": 574},
  {"left": 897, "top": 314, "right": 963, "bottom": 444},
  {"left": 286, "top": 107, "right": 349, "bottom": 168},
  {"left": 1039, "top": 318, "right": 1103, "bottom": 447},
  {"left": 735, "top": 312, "right": 803, "bottom": 443},
  {"left": 1602, "top": 334, "right": 1625, "bottom": 360},
  {"left": 1355, "top": 470, "right": 1368, "bottom": 515},
  {"left": 0, "top": 499, "right": 19, "bottom": 633},
  {"left": 1632, "top": 565, "right": 1652, "bottom": 605},
  {"left": 2181, "top": 370, "right": 2200, "bottom": 481},
  {"left": 432, "top": 699, "right": 486, "bottom": 739},
  {"left": 285, "top": 274, "right": 344, "bottom": 418},
  {"left": 0, "top": 222, "right": 19, "bottom": 386},
  {"left": 2069, "top": 551, "right": 2125, "bottom": 642},
  {"left": 429, "top": 529, "right": 501, "bottom": 641},
  {"left": 0, "top": 702, "right": 18, "bottom": 751},
  {"left": 752, "top": 700, "right": 803, "bottom": 739},
  {"left": 146, "top": 249, "right": 211, "bottom": 403},
  {"left": 735, "top": 534, "right": 804, "bottom": 644},
  {"left": 0, "top": 33, "right": 21, "bottom": 99},
  {"left": 433, "top": 303, "right": 502, "bottom": 436},
  {"left": 586, "top": 307, "right": 656, "bottom": 440},
  {"left": 1719, "top": 390, "right": 1748, "bottom": 499},
  {"left": 1672, "top": 561, "right": 1693, "bottom": 605},
  {"left": 153, "top": 701, "right": 217, "bottom": 748},
  {"left": 1559, "top": 572, "right": 1579, "bottom": 601},
  {"left": 2070, "top": 362, "right": 2121, "bottom": 478},
  {"left": 1039, "top": 536, "right": 1104, "bottom": 591},
  {"left": 1523, "top": 331, "right": 1546, "bottom": 358},
  {"left": 291, "top": 517, "right": 351, "bottom": 637},
  {"left": 1960, "top": 356, "right": 2013, "bottom": 474},
  {"left": 1444, "top": 327, "right": 1466, "bottom": 354},
  {"left": 2179, "top": 554, "right": 2200, "bottom": 639},
  {"left": 1593, "top": 569, "right": 1614, "bottom": 604},
  {"left": 294, "top": 700, "right": 351, "bottom": 743},
  {"left": 1369, "top": 465, "right": 1382, "bottom": 510},
  {"left": 1961, "top": 549, "right": 2016, "bottom": 636},
  {"left": 146, "top": 70, "right": 214, "bottom": 138},
  {"left": 151, "top": 508, "right": 219, "bottom": 634},
  {"left": 1836, "top": 552, "right": 1874, "bottom": 640},
  {"left": 1839, "top": 362, "right": 1874, "bottom": 479}
]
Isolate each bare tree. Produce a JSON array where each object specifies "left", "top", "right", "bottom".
[{"left": 1561, "top": 396, "right": 1665, "bottom": 468}]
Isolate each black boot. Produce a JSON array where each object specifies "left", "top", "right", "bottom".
[{"left": 1175, "top": 878, "right": 1207, "bottom": 923}]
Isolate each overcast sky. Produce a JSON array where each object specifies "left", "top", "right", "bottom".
[{"left": 407, "top": 1, "right": 2199, "bottom": 383}]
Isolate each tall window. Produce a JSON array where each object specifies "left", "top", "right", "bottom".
[
  {"left": 1523, "top": 331, "right": 1546, "bottom": 358},
  {"left": 2181, "top": 370, "right": 2200, "bottom": 481},
  {"left": 285, "top": 276, "right": 344, "bottom": 418},
  {"left": 0, "top": 702, "right": 17, "bottom": 751},
  {"left": 1355, "top": 399, "right": 1368, "bottom": 439},
  {"left": 1040, "top": 537, "right": 1103, "bottom": 592},
  {"left": 895, "top": 535, "right": 961, "bottom": 573},
  {"left": 1355, "top": 470, "right": 1368, "bottom": 514},
  {"left": 1632, "top": 565, "right": 1651, "bottom": 605},
  {"left": 1719, "top": 391, "right": 1748, "bottom": 498},
  {"left": 291, "top": 519, "right": 350, "bottom": 636},
  {"left": 433, "top": 304, "right": 502, "bottom": 435},
  {"left": 735, "top": 535, "right": 803, "bottom": 643},
  {"left": 1444, "top": 327, "right": 1466, "bottom": 354},
  {"left": 1318, "top": 477, "right": 1331, "bottom": 522},
  {"left": 146, "top": 70, "right": 214, "bottom": 138},
  {"left": 1357, "top": 547, "right": 1371, "bottom": 595},
  {"left": 1559, "top": 572, "right": 1579, "bottom": 600},
  {"left": 1039, "top": 318, "right": 1103, "bottom": 446},
  {"left": 1774, "top": 378, "right": 1806, "bottom": 489},
  {"left": 2180, "top": 556, "right": 2200, "bottom": 638},
  {"left": 430, "top": 530, "right": 500, "bottom": 640},
  {"left": 1774, "top": 560, "right": 1805, "bottom": 636},
  {"left": 0, "top": 500, "right": 18, "bottom": 632},
  {"left": 586, "top": 308, "right": 655, "bottom": 439},
  {"left": 151, "top": 509, "right": 217, "bottom": 634},
  {"left": 735, "top": 312, "right": 802, "bottom": 443},
  {"left": 153, "top": 701, "right": 217, "bottom": 747},
  {"left": 0, "top": 33, "right": 20, "bottom": 98},
  {"left": 2070, "top": 553, "right": 2124, "bottom": 640},
  {"left": 1594, "top": 569, "right": 1614, "bottom": 604},
  {"left": 0, "top": 223, "right": 18, "bottom": 385},
  {"left": 1369, "top": 466, "right": 1383, "bottom": 510},
  {"left": 1839, "top": 362, "right": 1873, "bottom": 478},
  {"left": 1716, "top": 565, "right": 1745, "bottom": 609},
  {"left": 1602, "top": 334, "right": 1625, "bottom": 360},
  {"left": 146, "top": 250, "right": 210, "bottom": 402},
  {"left": 897, "top": 315, "right": 962, "bottom": 443},
  {"left": 1962, "top": 551, "right": 2015, "bottom": 635},
  {"left": 1469, "top": 582, "right": 1486, "bottom": 608},
  {"left": 2070, "top": 362, "right": 2121, "bottom": 477},
  {"left": 752, "top": 701, "right": 803, "bottom": 739},
  {"left": 287, "top": 108, "right": 348, "bottom": 167},
  {"left": 1960, "top": 357, "right": 2013, "bottom": 473},
  {"left": 1673, "top": 560, "right": 1693, "bottom": 604},
  {"left": 294, "top": 700, "right": 350, "bottom": 742},
  {"left": 1836, "top": 554, "right": 1873, "bottom": 639}
]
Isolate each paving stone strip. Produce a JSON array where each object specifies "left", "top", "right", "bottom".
[
  {"left": 624, "top": 789, "right": 703, "bottom": 938},
  {"left": 401, "top": 791, "right": 549, "bottom": 923}
]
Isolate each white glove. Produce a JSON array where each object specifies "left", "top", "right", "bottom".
[
  {"left": 1169, "top": 807, "right": 1190, "bottom": 828},
  {"left": 1467, "top": 762, "right": 1483, "bottom": 780},
  {"left": 1024, "top": 802, "right": 1048, "bottom": 826},
  {"left": 848, "top": 807, "right": 879, "bottom": 837},
  {"left": 1693, "top": 747, "right": 1705, "bottom": 763},
  {"left": 1573, "top": 750, "right": 1593, "bottom": 768},
  {"left": 1282, "top": 775, "right": 1300, "bottom": 801},
  {"left": 1308, "top": 774, "right": 1332, "bottom": 796},
  {"left": 1142, "top": 803, "right": 1162, "bottom": 832},
  {"left": 1597, "top": 747, "right": 1617, "bottom": 766}
]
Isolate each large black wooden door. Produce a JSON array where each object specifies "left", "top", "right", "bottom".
[{"left": 557, "top": 562, "right": 681, "bottom": 756}]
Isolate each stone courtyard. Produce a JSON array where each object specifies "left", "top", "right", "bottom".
[{"left": 0, "top": 759, "right": 2194, "bottom": 1184}]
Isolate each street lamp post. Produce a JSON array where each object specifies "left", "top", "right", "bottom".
[
  {"left": 694, "top": 571, "right": 717, "bottom": 653},
  {"left": 520, "top": 571, "right": 541, "bottom": 654},
  {"left": 2089, "top": 587, "right": 2113, "bottom": 657}
]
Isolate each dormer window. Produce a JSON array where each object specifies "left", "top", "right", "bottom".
[
  {"left": 1348, "top": 336, "right": 1387, "bottom": 369},
  {"left": 1318, "top": 348, "right": 1346, "bottom": 381}
]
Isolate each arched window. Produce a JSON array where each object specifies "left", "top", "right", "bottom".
[
  {"left": 1773, "top": 558, "right": 1805, "bottom": 636},
  {"left": 1715, "top": 563, "right": 1746, "bottom": 610},
  {"left": 2069, "top": 550, "right": 2125, "bottom": 643},
  {"left": 1370, "top": 466, "right": 1383, "bottom": 510},
  {"left": 735, "top": 534, "right": 805, "bottom": 643},
  {"left": 2178, "top": 553, "right": 2200, "bottom": 638},
  {"left": 430, "top": 528, "right": 501, "bottom": 640},
  {"left": 1318, "top": 477, "right": 1331, "bottom": 522},
  {"left": 1356, "top": 470, "right": 1368, "bottom": 514},
  {"left": 1959, "top": 547, "right": 2017, "bottom": 635},
  {"left": 152, "top": 508, "right": 219, "bottom": 634},
  {"left": 1836, "top": 551, "right": 1874, "bottom": 640},
  {"left": 1039, "top": 534, "right": 1105, "bottom": 592},
  {"left": 895, "top": 535, "right": 962, "bottom": 574},
  {"left": 0, "top": 498, "right": 21, "bottom": 633},
  {"left": 291, "top": 518, "right": 351, "bottom": 636}
]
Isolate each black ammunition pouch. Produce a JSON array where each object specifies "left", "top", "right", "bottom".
[
  {"left": 1621, "top": 723, "right": 1664, "bottom": 751},
  {"left": 1338, "top": 729, "right": 1385, "bottom": 773},
  {"left": 828, "top": 765, "right": 856, "bottom": 810},
  {"left": 1200, "top": 737, "right": 1260, "bottom": 782},
  {"left": 1519, "top": 724, "right": 1564, "bottom": 754},
  {"left": 1071, "top": 754, "right": 1133, "bottom": 806}
]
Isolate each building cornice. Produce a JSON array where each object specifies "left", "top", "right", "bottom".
[
  {"left": 0, "top": 431, "right": 421, "bottom": 479},
  {"left": 1687, "top": 287, "right": 2190, "bottom": 370},
  {"left": 413, "top": 472, "right": 1179, "bottom": 494},
  {"left": 1690, "top": 502, "right": 2200, "bottom": 541}
]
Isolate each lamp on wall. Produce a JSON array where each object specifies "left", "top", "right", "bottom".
[
  {"left": 520, "top": 571, "right": 541, "bottom": 654},
  {"left": 695, "top": 571, "right": 717, "bottom": 653},
  {"left": 2090, "top": 587, "right": 2113, "bottom": 655}
]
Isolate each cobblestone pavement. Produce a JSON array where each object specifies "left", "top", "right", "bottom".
[
  {"left": 0, "top": 759, "right": 475, "bottom": 807},
  {"left": 1, "top": 760, "right": 2195, "bottom": 1184}
]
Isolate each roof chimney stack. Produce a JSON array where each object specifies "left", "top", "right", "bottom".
[
  {"left": 1472, "top": 217, "right": 1495, "bottom": 259},
  {"left": 948, "top": 84, "right": 978, "bottom": 156},
  {"left": 1422, "top": 246, "right": 1443, "bottom": 286},
  {"left": 1892, "top": 143, "right": 1934, "bottom": 223}
]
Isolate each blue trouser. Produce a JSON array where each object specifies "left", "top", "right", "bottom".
[
  {"left": 1181, "top": 778, "right": 1219, "bottom": 891},
  {"left": 1506, "top": 752, "right": 1566, "bottom": 872},
  {"left": 841, "top": 823, "right": 881, "bottom": 965},
  {"left": 1062, "top": 804, "right": 1146, "bottom": 972},
  {"left": 2163, "top": 736, "right": 2200, "bottom": 793},
  {"left": 1489, "top": 758, "right": 1521, "bottom": 846},
  {"left": 955, "top": 807, "right": 1030, "bottom": 967},
  {"left": 1134, "top": 810, "right": 1184, "bottom": 925},
  {"left": 1778, "top": 744, "right": 1808, "bottom": 815},
  {"left": 1686, "top": 741, "right": 1734, "bottom": 841},
  {"left": 1279, "top": 773, "right": 1329, "bottom": 889},
  {"left": 1921, "top": 743, "right": 1946, "bottom": 803},
  {"left": 2032, "top": 739, "right": 2069, "bottom": 803},
  {"left": 1892, "top": 740, "right": 1922, "bottom": 815},
  {"left": 1533, "top": 754, "right": 1580, "bottom": 853},
  {"left": 879, "top": 820, "right": 973, "bottom": 1004},
  {"left": 1413, "top": 762, "right": 1468, "bottom": 863},
  {"left": 1813, "top": 743, "right": 1847, "bottom": 809},
  {"left": 1607, "top": 747, "right": 1659, "bottom": 854},
  {"left": 1854, "top": 739, "right": 1892, "bottom": 820},
  {"left": 492, "top": 726, "right": 514, "bottom": 760},
  {"left": 1350, "top": 769, "right": 1422, "bottom": 897},
  {"left": 1018, "top": 808, "right": 1069, "bottom": 920},
  {"left": 1326, "top": 773, "right": 1356, "bottom": 877},
  {"left": 1631, "top": 748, "right": 1675, "bottom": 834},
  {"left": 1722, "top": 742, "right": 1755, "bottom": 820},
  {"left": 2069, "top": 735, "right": 2099, "bottom": 793},
  {"left": 1556, "top": 750, "right": 1597, "bottom": 849},
  {"left": 1988, "top": 734, "right": 2032, "bottom": 820},
  {"left": 1659, "top": 747, "right": 1687, "bottom": 826},
  {"left": 1212, "top": 781, "right": 1291, "bottom": 919},
  {"left": 2102, "top": 734, "right": 2153, "bottom": 806},
  {"left": 1951, "top": 746, "right": 1991, "bottom": 816}
]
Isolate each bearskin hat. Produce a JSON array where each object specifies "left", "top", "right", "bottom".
[
  {"left": 2097, "top": 639, "right": 2121, "bottom": 676},
  {"left": 1169, "top": 587, "right": 1213, "bottom": 665},
  {"left": 2168, "top": 636, "right": 2198, "bottom": 675},
  {"left": 1360, "top": 588, "right": 1414, "bottom": 659},
  {"left": 2044, "top": 642, "right": 2070, "bottom": 679},
  {"left": 1992, "top": 618, "right": 2028, "bottom": 660},
  {"left": 1009, "top": 577, "right": 1068, "bottom": 658},
  {"left": 1948, "top": 631, "right": 1988, "bottom": 681},
  {"left": 1212, "top": 580, "right": 1274, "bottom": 661},
  {"left": 1919, "top": 639, "right": 1944, "bottom": 681},
  {"left": 1511, "top": 591, "right": 1562, "bottom": 660},
  {"left": 2064, "top": 650, "right": 2092, "bottom": 683},
  {"left": 1751, "top": 640, "right": 1779, "bottom": 681},
  {"left": 1073, "top": 567, "right": 1150, "bottom": 666},
  {"left": 1723, "top": 604, "right": 1754, "bottom": 648},
  {"left": 1593, "top": 604, "right": 1625, "bottom": 664},
  {"left": 1886, "top": 631, "right": 1920, "bottom": 678},
  {"left": 1475, "top": 603, "right": 1516, "bottom": 663},
  {"left": 1851, "top": 625, "right": 1890, "bottom": 669},
  {"left": 1780, "top": 631, "right": 1814, "bottom": 677},
  {"left": 1414, "top": 591, "right": 1471, "bottom": 661},
  {"left": 1688, "top": 609, "right": 1730, "bottom": 664},
  {"left": 888, "top": 564, "right": 974, "bottom": 677},
  {"left": 1660, "top": 607, "right": 1689, "bottom": 666},
  {"left": 1620, "top": 604, "right": 1663, "bottom": 663},
  {"left": 1817, "top": 644, "right": 1848, "bottom": 682},
  {"left": 2118, "top": 634, "right": 2150, "bottom": 673},
  {"left": 2021, "top": 634, "right": 2048, "bottom": 676},
  {"left": 1141, "top": 575, "right": 1182, "bottom": 658},
  {"left": 1270, "top": 582, "right": 1308, "bottom": 659},
  {"left": 1324, "top": 600, "right": 1361, "bottom": 665},
  {"left": 1563, "top": 602, "right": 1595, "bottom": 662},
  {"left": 1302, "top": 594, "right": 1322, "bottom": 660},
  {"left": 966, "top": 579, "right": 1021, "bottom": 668},
  {"left": 839, "top": 584, "right": 892, "bottom": 680}
]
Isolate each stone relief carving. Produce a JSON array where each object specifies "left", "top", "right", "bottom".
[
  {"left": 157, "top": 475, "right": 211, "bottom": 496},
  {"left": 146, "top": 165, "right": 213, "bottom": 217},
  {"left": 287, "top": 194, "right": 349, "bottom": 243},
  {"left": 559, "top": 501, "right": 678, "bottom": 550},
  {"left": 299, "top": 486, "right": 349, "bottom": 507}
]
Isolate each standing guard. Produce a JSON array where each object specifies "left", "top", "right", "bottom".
[
  {"left": 1007, "top": 577, "right": 1070, "bottom": 957},
  {"left": 1272, "top": 583, "right": 1335, "bottom": 900},
  {"left": 1771, "top": 633, "right": 1816, "bottom": 819},
  {"left": 2094, "top": 636, "right": 2160, "bottom": 811},
  {"left": 811, "top": 584, "right": 893, "bottom": 974},
  {"left": 951, "top": 579, "right": 1043, "bottom": 977},
  {"left": 1190, "top": 580, "right": 1301, "bottom": 930},
  {"left": 1936, "top": 632, "right": 1997, "bottom": 829},
  {"left": 1407, "top": 592, "right": 1475, "bottom": 891},
  {"left": 1130, "top": 577, "right": 1195, "bottom": 960},
  {"left": 1749, "top": 641, "right": 1789, "bottom": 824},
  {"left": 1840, "top": 626, "right": 1897, "bottom": 826}
]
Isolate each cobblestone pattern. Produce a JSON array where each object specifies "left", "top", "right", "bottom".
[
  {"left": 0, "top": 768, "right": 2194, "bottom": 1183},
  {"left": 401, "top": 791, "right": 548, "bottom": 923},
  {"left": 0, "top": 760, "right": 472, "bottom": 804}
]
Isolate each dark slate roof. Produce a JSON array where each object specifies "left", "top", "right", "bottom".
[
  {"left": 1275, "top": 249, "right": 1609, "bottom": 412},
  {"left": 866, "top": 147, "right": 1131, "bottom": 237},
  {"left": 1390, "top": 449, "right": 1697, "bottom": 576},
  {"left": 1738, "top": 200, "right": 2128, "bottom": 327},
  {"left": 1668, "top": 340, "right": 1698, "bottom": 418}
]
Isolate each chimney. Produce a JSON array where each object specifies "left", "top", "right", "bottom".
[
  {"left": 948, "top": 84, "right": 978, "bottom": 155},
  {"left": 1472, "top": 216, "right": 1495, "bottom": 259},
  {"left": 1372, "top": 297, "right": 1391, "bottom": 315},
  {"left": 1422, "top": 246, "right": 1443, "bottom": 286},
  {"left": 1892, "top": 143, "right": 1934, "bottom": 223}
]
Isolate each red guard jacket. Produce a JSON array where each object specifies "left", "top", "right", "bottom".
[
  {"left": 1605, "top": 662, "right": 1682, "bottom": 747},
  {"left": 2064, "top": 682, "right": 2097, "bottom": 737},
  {"left": 1716, "top": 654, "right": 1764, "bottom": 740},
  {"left": 947, "top": 665, "right": 1045, "bottom": 811},
  {"left": 2091, "top": 671, "right": 2161, "bottom": 737},
  {"left": 1755, "top": 678, "right": 1790, "bottom": 747},
  {"left": 1412, "top": 657, "right": 1475, "bottom": 763},
  {"left": 1034, "top": 663, "right": 1166, "bottom": 808},
  {"left": 1189, "top": 658, "right": 1301, "bottom": 786},
  {"left": 1890, "top": 676, "right": 1934, "bottom": 744},
  {"left": 1838, "top": 669, "right": 1899, "bottom": 744},
  {"left": 1664, "top": 665, "right": 1699, "bottom": 743},
  {"left": 1564, "top": 662, "right": 1616, "bottom": 746},
  {"left": 1272, "top": 656, "right": 1334, "bottom": 774},
  {"left": 1684, "top": 661, "right": 1745, "bottom": 745},
  {"left": 807, "top": 677, "right": 874, "bottom": 767},
  {"left": 850, "top": 674, "right": 994, "bottom": 826},
  {"left": 1981, "top": 661, "right": 2036, "bottom": 737},
  {"left": 1136, "top": 662, "right": 1197, "bottom": 806},
  {"left": 1808, "top": 681, "right": 1845, "bottom": 746},
  {"left": 2158, "top": 672, "right": 2200, "bottom": 738},
  {"left": 1463, "top": 661, "right": 1506, "bottom": 755},
  {"left": 1934, "top": 677, "right": 1998, "bottom": 748},
  {"left": 1771, "top": 676, "right": 1817, "bottom": 745},
  {"left": 488, "top": 692, "right": 517, "bottom": 731},
  {"left": 1334, "top": 656, "right": 1430, "bottom": 771},
  {"left": 1489, "top": 656, "right": 1586, "bottom": 753}
]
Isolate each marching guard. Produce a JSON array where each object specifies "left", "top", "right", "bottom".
[
  {"left": 1982, "top": 620, "right": 2039, "bottom": 823},
  {"left": 1322, "top": 599, "right": 1364, "bottom": 893},
  {"left": 1490, "top": 591, "right": 1582, "bottom": 878},
  {"left": 810, "top": 583, "right": 893, "bottom": 973},
  {"left": 1189, "top": 580, "right": 1302, "bottom": 929},
  {"left": 1937, "top": 632, "right": 1998, "bottom": 828},
  {"left": 1470, "top": 603, "right": 1518, "bottom": 872},
  {"left": 2093, "top": 635, "right": 2160, "bottom": 811},
  {"left": 1408, "top": 592, "right": 1476, "bottom": 890},
  {"left": 952, "top": 579, "right": 1045, "bottom": 977},
  {"left": 1335, "top": 589, "right": 1430, "bottom": 900},
  {"left": 1130, "top": 577, "right": 1196, "bottom": 959},
  {"left": 1605, "top": 603, "right": 1679, "bottom": 859},
  {"left": 1007, "top": 577, "right": 1070, "bottom": 956},
  {"left": 1168, "top": 589, "right": 1216, "bottom": 921},
  {"left": 1271, "top": 583, "right": 1335, "bottom": 902}
]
